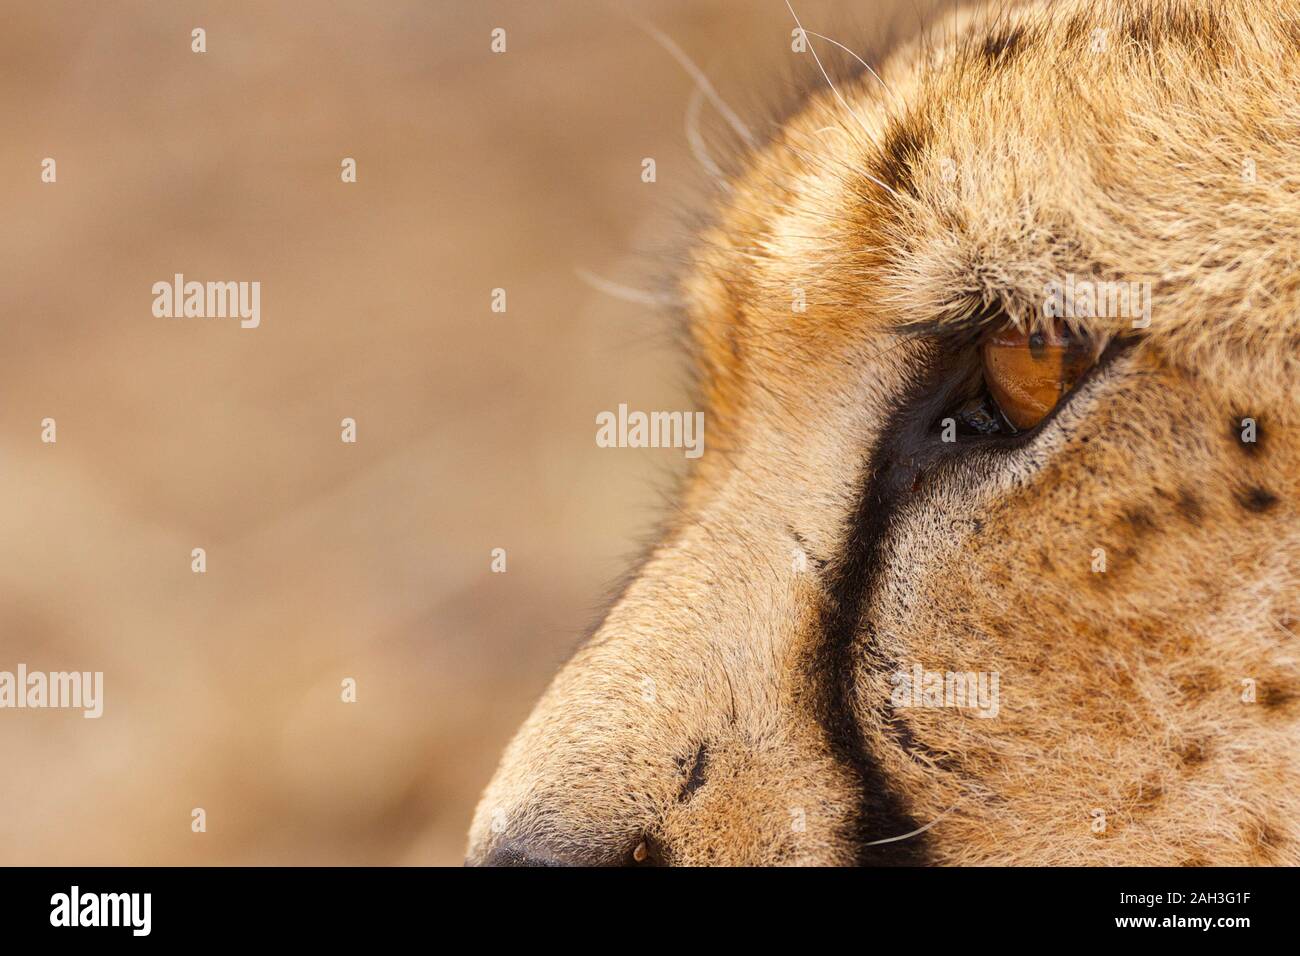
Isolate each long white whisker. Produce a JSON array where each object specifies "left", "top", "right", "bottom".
[
  {"left": 633, "top": 17, "right": 754, "bottom": 146},
  {"left": 686, "top": 86, "right": 727, "bottom": 182},
  {"left": 785, "top": 0, "right": 900, "bottom": 200},
  {"left": 803, "top": 30, "right": 902, "bottom": 109},
  {"left": 862, "top": 799, "right": 963, "bottom": 846},
  {"left": 575, "top": 268, "right": 681, "bottom": 309}
]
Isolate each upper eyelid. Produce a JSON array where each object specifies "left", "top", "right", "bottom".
[
  {"left": 890, "top": 308, "right": 1002, "bottom": 342},
  {"left": 889, "top": 299, "right": 1112, "bottom": 348},
  {"left": 894, "top": 318, "right": 1115, "bottom": 378}
]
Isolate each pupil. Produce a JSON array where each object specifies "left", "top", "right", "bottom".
[{"left": 1029, "top": 331, "right": 1047, "bottom": 360}]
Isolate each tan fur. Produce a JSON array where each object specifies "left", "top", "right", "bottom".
[{"left": 468, "top": 0, "right": 1300, "bottom": 865}]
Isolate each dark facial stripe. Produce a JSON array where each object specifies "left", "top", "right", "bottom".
[
  {"left": 811, "top": 330, "right": 1136, "bottom": 864},
  {"left": 811, "top": 343, "right": 966, "bottom": 866}
]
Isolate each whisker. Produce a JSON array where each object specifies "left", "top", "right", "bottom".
[
  {"left": 632, "top": 15, "right": 755, "bottom": 146},
  {"left": 802, "top": 30, "right": 902, "bottom": 109},
  {"left": 862, "top": 799, "right": 964, "bottom": 846},
  {"left": 575, "top": 268, "right": 682, "bottom": 309},
  {"left": 686, "top": 86, "right": 728, "bottom": 182},
  {"left": 785, "top": 0, "right": 900, "bottom": 200}
]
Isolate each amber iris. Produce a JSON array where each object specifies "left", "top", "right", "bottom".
[{"left": 980, "top": 323, "right": 1095, "bottom": 431}]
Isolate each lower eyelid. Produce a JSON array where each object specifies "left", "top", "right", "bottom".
[{"left": 1003, "top": 337, "right": 1134, "bottom": 440}]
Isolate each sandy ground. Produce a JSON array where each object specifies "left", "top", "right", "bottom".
[{"left": 0, "top": 0, "right": 933, "bottom": 864}]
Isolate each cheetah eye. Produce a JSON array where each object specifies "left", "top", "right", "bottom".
[
  {"left": 946, "top": 320, "right": 1099, "bottom": 436},
  {"left": 980, "top": 321, "right": 1098, "bottom": 430}
]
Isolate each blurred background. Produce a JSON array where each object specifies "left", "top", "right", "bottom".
[{"left": 0, "top": 0, "right": 930, "bottom": 864}]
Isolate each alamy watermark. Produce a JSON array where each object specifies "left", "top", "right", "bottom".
[
  {"left": 596, "top": 404, "right": 704, "bottom": 459},
  {"left": 0, "top": 664, "right": 103, "bottom": 718},
  {"left": 152, "top": 273, "right": 261, "bottom": 329},
  {"left": 891, "top": 663, "right": 1000, "bottom": 719},
  {"left": 1043, "top": 272, "right": 1152, "bottom": 329},
  {"left": 50, "top": 886, "right": 150, "bottom": 936}
]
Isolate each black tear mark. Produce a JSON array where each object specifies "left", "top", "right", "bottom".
[
  {"left": 676, "top": 743, "right": 709, "bottom": 802},
  {"left": 1236, "top": 486, "right": 1279, "bottom": 514},
  {"left": 810, "top": 337, "right": 1129, "bottom": 865},
  {"left": 811, "top": 355, "right": 965, "bottom": 867}
]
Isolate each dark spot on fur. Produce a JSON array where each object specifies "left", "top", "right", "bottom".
[
  {"left": 1175, "top": 489, "right": 1204, "bottom": 523},
  {"left": 1257, "top": 823, "right": 1285, "bottom": 850},
  {"left": 1174, "top": 667, "right": 1221, "bottom": 702},
  {"left": 1121, "top": 506, "right": 1158, "bottom": 536},
  {"left": 1176, "top": 739, "right": 1210, "bottom": 767},
  {"left": 1235, "top": 486, "right": 1279, "bottom": 514},
  {"left": 1179, "top": 855, "right": 1209, "bottom": 867},
  {"left": 872, "top": 115, "right": 929, "bottom": 198},
  {"left": 1259, "top": 683, "right": 1297, "bottom": 711},
  {"left": 1063, "top": 13, "right": 1090, "bottom": 47},
  {"left": 1123, "top": 10, "right": 1158, "bottom": 47},
  {"left": 676, "top": 743, "right": 709, "bottom": 802},
  {"left": 980, "top": 25, "right": 1026, "bottom": 66},
  {"left": 1247, "top": 820, "right": 1285, "bottom": 862},
  {"left": 1128, "top": 778, "right": 1165, "bottom": 813},
  {"left": 1122, "top": 4, "right": 1225, "bottom": 56},
  {"left": 1285, "top": 18, "right": 1300, "bottom": 49}
]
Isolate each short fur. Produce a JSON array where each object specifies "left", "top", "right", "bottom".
[{"left": 468, "top": 0, "right": 1300, "bottom": 865}]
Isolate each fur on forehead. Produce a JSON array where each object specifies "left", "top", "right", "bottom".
[{"left": 686, "top": 0, "right": 1300, "bottom": 397}]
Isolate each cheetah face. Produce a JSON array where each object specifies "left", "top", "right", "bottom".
[{"left": 469, "top": 0, "right": 1300, "bottom": 866}]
